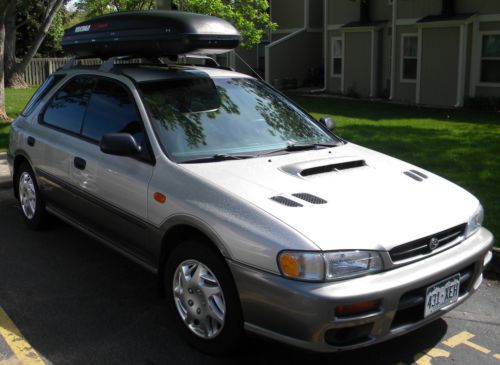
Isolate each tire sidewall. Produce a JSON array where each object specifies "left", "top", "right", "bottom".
[{"left": 164, "top": 240, "right": 244, "bottom": 355}]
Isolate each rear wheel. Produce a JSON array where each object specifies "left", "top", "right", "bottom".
[
  {"left": 165, "top": 240, "right": 244, "bottom": 355},
  {"left": 16, "top": 162, "right": 48, "bottom": 229}
]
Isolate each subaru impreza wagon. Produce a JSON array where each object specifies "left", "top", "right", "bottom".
[{"left": 8, "top": 61, "right": 493, "bottom": 354}]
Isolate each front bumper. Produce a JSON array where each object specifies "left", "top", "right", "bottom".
[{"left": 229, "top": 227, "right": 494, "bottom": 352}]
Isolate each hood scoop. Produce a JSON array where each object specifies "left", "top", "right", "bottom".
[
  {"left": 280, "top": 157, "right": 369, "bottom": 179},
  {"left": 301, "top": 160, "right": 367, "bottom": 177}
]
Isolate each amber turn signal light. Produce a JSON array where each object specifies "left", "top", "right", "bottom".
[
  {"left": 335, "top": 300, "right": 380, "bottom": 317},
  {"left": 154, "top": 192, "right": 166, "bottom": 203}
]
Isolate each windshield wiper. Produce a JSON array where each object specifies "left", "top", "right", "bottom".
[
  {"left": 180, "top": 154, "right": 255, "bottom": 164},
  {"left": 258, "top": 142, "right": 340, "bottom": 157}
]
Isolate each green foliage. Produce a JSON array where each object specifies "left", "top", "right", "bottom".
[
  {"left": 75, "top": 0, "right": 157, "bottom": 18},
  {"left": 173, "top": 0, "right": 277, "bottom": 48},
  {"left": 15, "top": 1, "right": 74, "bottom": 57}
]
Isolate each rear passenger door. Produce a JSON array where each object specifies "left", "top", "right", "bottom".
[
  {"left": 68, "top": 77, "right": 155, "bottom": 264},
  {"left": 36, "top": 75, "right": 96, "bottom": 214}
]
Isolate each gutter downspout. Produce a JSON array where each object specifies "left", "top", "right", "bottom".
[
  {"left": 311, "top": 0, "right": 328, "bottom": 93},
  {"left": 389, "top": 0, "right": 398, "bottom": 100}
]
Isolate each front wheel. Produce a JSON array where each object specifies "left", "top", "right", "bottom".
[{"left": 165, "top": 240, "right": 244, "bottom": 355}]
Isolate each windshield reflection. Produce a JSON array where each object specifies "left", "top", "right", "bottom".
[{"left": 140, "top": 77, "right": 337, "bottom": 161}]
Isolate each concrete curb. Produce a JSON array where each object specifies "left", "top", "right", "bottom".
[
  {"left": 490, "top": 247, "right": 500, "bottom": 275},
  {"left": 0, "top": 152, "right": 12, "bottom": 190}
]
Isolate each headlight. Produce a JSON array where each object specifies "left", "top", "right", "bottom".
[
  {"left": 465, "top": 204, "right": 484, "bottom": 238},
  {"left": 324, "top": 251, "right": 383, "bottom": 280},
  {"left": 278, "top": 250, "right": 383, "bottom": 282}
]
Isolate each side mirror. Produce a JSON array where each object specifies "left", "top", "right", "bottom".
[
  {"left": 319, "top": 117, "right": 336, "bottom": 130},
  {"left": 100, "top": 133, "right": 141, "bottom": 157}
]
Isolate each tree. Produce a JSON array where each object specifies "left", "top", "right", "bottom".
[
  {"left": 75, "top": 0, "right": 157, "bottom": 17},
  {"left": 4, "top": 0, "right": 66, "bottom": 88},
  {"left": 173, "top": 0, "right": 276, "bottom": 49},
  {"left": 0, "top": 1, "right": 12, "bottom": 120}
]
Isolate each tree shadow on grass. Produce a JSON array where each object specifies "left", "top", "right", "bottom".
[{"left": 0, "top": 122, "right": 10, "bottom": 151}]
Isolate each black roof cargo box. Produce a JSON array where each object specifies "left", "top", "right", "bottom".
[{"left": 61, "top": 11, "right": 242, "bottom": 58}]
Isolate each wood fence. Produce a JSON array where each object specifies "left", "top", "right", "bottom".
[
  {"left": 21, "top": 54, "right": 232, "bottom": 85},
  {"left": 23, "top": 58, "right": 102, "bottom": 85}
]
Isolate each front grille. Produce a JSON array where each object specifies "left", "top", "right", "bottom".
[
  {"left": 390, "top": 264, "right": 475, "bottom": 330},
  {"left": 389, "top": 223, "right": 467, "bottom": 262}
]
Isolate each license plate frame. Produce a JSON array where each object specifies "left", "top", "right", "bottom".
[{"left": 424, "top": 273, "right": 461, "bottom": 317}]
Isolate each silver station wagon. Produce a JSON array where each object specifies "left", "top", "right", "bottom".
[{"left": 7, "top": 11, "right": 494, "bottom": 355}]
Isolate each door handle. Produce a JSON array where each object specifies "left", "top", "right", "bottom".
[
  {"left": 27, "top": 136, "right": 35, "bottom": 146},
  {"left": 74, "top": 157, "right": 86, "bottom": 170}
]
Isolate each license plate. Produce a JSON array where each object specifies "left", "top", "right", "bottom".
[{"left": 424, "top": 274, "right": 460, "bottom": 317}]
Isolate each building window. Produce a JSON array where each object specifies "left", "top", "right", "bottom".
[
  {"left": 401, "top": 34, "right": 418, "bottom": 82},
  {"left": 331, "top": 37, "right": 343, "bottom": 77},
  {"left": 481, "top": 34, "right": 500, "bottom": 83}
]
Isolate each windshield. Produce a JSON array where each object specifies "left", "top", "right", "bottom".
[{"left": 140, "top": 77, "right": 339, "bottom": 162}]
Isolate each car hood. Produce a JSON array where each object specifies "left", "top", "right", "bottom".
[{"left": 182, "top": 143, "right": 478, "bottom": 252}]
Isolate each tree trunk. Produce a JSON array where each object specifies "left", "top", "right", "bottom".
[
  {"left": 0, "top": 11, "right": 10, "bottom": 121},
  {"left": 4, "top": 1, "right": 27, "bottom": 88},
  {"left": 8, "top": 0, "right": 65, "bottom": 88}
]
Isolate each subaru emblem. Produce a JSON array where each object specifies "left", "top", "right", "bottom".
[{"left": 428, "top": 237, "right": 439, "bottom": 251}]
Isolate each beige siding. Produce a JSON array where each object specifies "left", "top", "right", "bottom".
[
  {"left": 420, "top": 27, "right": 460, "bottom": 107},
  {"left": 476, "top": 86, "right": 500, "bottom": 98},
  {"left": 328, "top": 0, "right": 359, "bottom": 25},
  {"left": 398, "top": 0, "right": 441, "bottom": 20},
  {"left": 372, "top": 0, "right": 392, "bottom": 21},
  {"left": 267, "top": 32, "right": 323, "bottom": 86},
  {"left": 271, "top": 0, "right": 305, "bottom": 29},
  {"left": 235, "top": 47, "right": 258, "bottom": 76},
  {"left": 480, "top": 22, "right": 500, "bottom": 32},
  {"left": 344, "top": 31, "right": 372, "bottom": 97},
  {"left": 309, "top": 0, "right": 324, "bottom": 28},
  {"left": 456, "top": 0, "right": 500, "bottom": 14}
]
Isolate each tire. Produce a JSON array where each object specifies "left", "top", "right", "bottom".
[
  {"left": 16, "top": 162, "right": 48, "bottom": 230},
  {"left": 164, "top": 240, "right": 244, "bottom": 355}
]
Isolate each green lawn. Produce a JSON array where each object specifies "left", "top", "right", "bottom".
[
  {"left": 1, "top": 87, "right": 37, "bottom": 152},
  {"left": 1, "top": 88, "right": 499, "bottom": 246},
  {"left": 292, "top": 95, "right": 500, "bottom": 247}
]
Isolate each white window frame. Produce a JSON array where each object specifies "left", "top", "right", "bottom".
[
  {"left": 331, "top": 36, "right": 343, "bottom": 78},
  {"left": 478, "top": 31, "right": 500, "bottom": 87},
  {"left": 400, "top": 33, "right": 419, "bottom": 83}
]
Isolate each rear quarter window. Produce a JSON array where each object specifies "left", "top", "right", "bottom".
[{"left": 22, "top": 74, "right": 66, "bottom": 116}]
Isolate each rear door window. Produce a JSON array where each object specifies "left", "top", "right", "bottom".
[
  {"left": 81, "top": 78, "right": 144, "bottom": 146},
  {"left": 42, "top": 75, "right": 95, "bottom": 134}
]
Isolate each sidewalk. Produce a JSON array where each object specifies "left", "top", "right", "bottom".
[{"left": 0, "top": 152, "right": 12, "bottom": 189}]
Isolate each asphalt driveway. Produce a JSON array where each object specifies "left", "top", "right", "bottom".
[{"left": 0, "top": 187, "right": 499, "bottom": 365}]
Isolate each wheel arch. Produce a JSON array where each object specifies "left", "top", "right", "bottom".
[
  {"left": 157, "top": 215, "right": 232, "bottom": 294},
  {"left": 12, "top": 151, "right": 34, "bottom": 198}
]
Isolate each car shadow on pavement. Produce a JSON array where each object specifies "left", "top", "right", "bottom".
[{"left": 0, "top": 191, "right": 448, "bottom": 365}]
